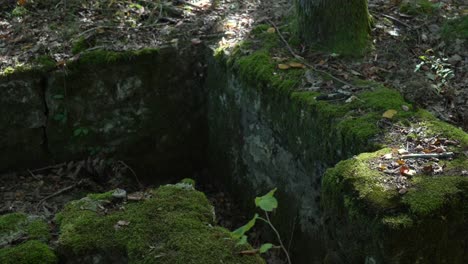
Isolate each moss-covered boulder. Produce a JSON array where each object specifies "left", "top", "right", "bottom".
[
  {"left": 56, "top": 182, "right": 264, "bottom": 264},
  {"left": 0, "top": 213, "right": 56, "bottom": 264}
]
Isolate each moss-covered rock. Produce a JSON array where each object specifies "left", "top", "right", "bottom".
[
  {"left": 56, "top": 183, "right": 264, "bottom": 264},
  {"left": 0, "top": 213, "right": 50, "bottom": 245},
  {"left": 0, "top": 240, "right": 57, "bottom": 264},
  {"left": 0, "top": 213, "right": 56, "bottom": 264}
]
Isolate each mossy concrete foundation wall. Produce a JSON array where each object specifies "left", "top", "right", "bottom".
[
  {"left": 205, "top": 55, "right": 373, "bottom": 262},
  {"left": 205, "top": 52, "right": 468, "bottom": 263},
  {"left": 0, "top": 47, "right": 207, "bottom": 181}
]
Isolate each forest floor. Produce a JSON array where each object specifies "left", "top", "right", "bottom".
[{"left": 0, "top": 0, "right": 466, "bottom": 129}]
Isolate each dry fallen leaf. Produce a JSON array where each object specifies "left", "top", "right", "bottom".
[
  {"left": 378, "top": 164, "right": 387, "bottom": 171},
  {"left": 114, "top": 220, "right": 130, "bottom": 230},
  {"left": 398, "top": 148, "right": 408, "bottom": 155},
  {"left": 397, "top": 159, "right": 405, "bottom": 165},
  {"left": 278, "top": 64, "right": 290, "bottom": 70},
  {"left": 422, "top": 165, "right": 433, "bottom": 174},
  {"left": 191, "top": 38, "right": 202, "bottom": 45},
  {"left": 289, "top": 62, "right": 305, "bottom": 68},
  {"left": 400, "top": 166, "right": 416, "bottom": 176},
  {"left": 382, "top": 109, "right": 397, "bottom": 119},
  {"left": 382, "top": 153, "right": 393, "bottom": 159}
]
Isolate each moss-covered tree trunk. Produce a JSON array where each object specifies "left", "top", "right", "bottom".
[{"left": 295, "top": 0, "right": 370, "bottom": 56}]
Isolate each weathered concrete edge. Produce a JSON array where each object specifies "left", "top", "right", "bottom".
[
  {"left": 0, "top": 46, "right": 208, "bottom": 179},
  {"left": 207, "top": 26, "right": 468, "bottom": 262}
]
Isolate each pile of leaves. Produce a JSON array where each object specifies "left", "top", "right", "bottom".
[{"left": 371, "top": 122, "right": 465, "bottom": 194}]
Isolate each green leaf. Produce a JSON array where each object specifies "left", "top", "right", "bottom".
[
  {"left": 237, "top": 235, "right": 248, "bottom": 245},
  {"left": 255, "top": 188, "right": 278, "bottom": 212},
  {"left": 259, "top": 243, "right": 274, "bottom": 253},
  {"left": 73, "top": 128, "right": 82, "bottom": 137},
  {"left": 231, "top": 214, "right": 258, "bottom": 239}
]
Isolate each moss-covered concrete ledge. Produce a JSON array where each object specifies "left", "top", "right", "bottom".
[
  {"left": 0, "top": 213, "right": 56, "bottom": 264},
  {"left": 0, "top": 46, "right": 207, "bottom": 180},
  {"left": 323, "top": 149, "right": 467, "bottom": 263},
  {"left": 56, "top": 181, "right": 264, "bottom": 264},
  {"left": 206, "top": 25, "right": 468, "bottom": 263}
]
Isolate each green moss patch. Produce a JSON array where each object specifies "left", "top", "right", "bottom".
[
  {"left": 0, "top": 240, "right": 57, "bottom": 264},
  {"left": 441, "top": 16, "right": 468, "bottom": 40},
  {"left": 403, "top": 176, "right": 467, "bottom": 216},
  {"left": 0, "top": 213, "right": 50, "bottom": 243},
  {"left": 57, "top": 183, "right": 264, "bottom": 264},
  {"left": 400, "top": 0, "right": 441, "bottom": 15},
  {"left": 0, "top": 213, "right": 55, "bottom": 264}
]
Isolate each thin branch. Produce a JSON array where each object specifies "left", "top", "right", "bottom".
[
  {"left": 36, "top": 180, "right": 83, "bottom": 210},
  {"left": 30, "top": 162, "right": 66, "bottom": 173},
  {"left": 118, "top": 160, "right": 143, "bottom": 188},
  {"left": 287, "top": 214, "right": 297, "bottom": 253},
  {"left": 401, "top": 152, "right": 454, "bottom": 159},
  {"left": 265, "top": 212, "right": 292, "bottom": 264},
  {"left": 267, "top": 20, "right": 366, "bottom": 89},
  {"left": 27, "top": 169, "right": 41, "bottom": 181},
  {"left": 381, "top": 14, "right": 411, "bottom": 28}
]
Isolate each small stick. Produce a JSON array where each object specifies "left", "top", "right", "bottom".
[
  {"left": 267, "top": 20, "right": 365, "bottom": 89},
  {"left": 287, "top": 214, "right": 297, "bottom": 253},
  {"left": 239, "top": 246, "right": 281, "bottom": 255},
  {"left": 27, "top": 169, "right": 41, "bottom": 181},
  {"left": 36, "top": 180, "right": 83, "bottom": 209},
  {"left": 118, "top": 160, "right": 143, "bottom": 188},
  {"left": 401, "top": 152, "right": 454, "bottom": 159},
  {"left": 381, "top": 14, "right": 411, "bottom": 28},
  {"left": 30, "top": 162, "right": 66, "bottom": 173},
  {"left": 264, "top": 212, "right": 292, "bottom": 264}
]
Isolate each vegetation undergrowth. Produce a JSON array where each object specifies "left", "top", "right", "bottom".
[
  {"left": 441, "top": 16, "right": 468, "bottom": 40},
  {"left": 399, "top": 0, "right": 441, "bottom": 15},
  {"left": 232, "top": 188, "right": 292, "bottom": 264}
]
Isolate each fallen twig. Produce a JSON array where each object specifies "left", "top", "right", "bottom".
[
  {"left": 27, "top": 169, "right": 42, "bottom": 181},
  {"left": 36, "top": 180, "right": 83, "bottom": 210},
  {"left": 265, "top": 212, "right": 292, "bottom": 264},
  {"left": 267, "top": 20, "right": 367, "bottom": 89},
  {"left": 381, "top": 14, "right": 411, "bottom": 28},
  {"left": 30, "top": 162, "right": 66, "bottom": 173},
  {"left": 401, "top": 152, "right": 454, "bottom": 159},
  {"left": 118, "top": 160, "right": 143, "bottom": 188}
]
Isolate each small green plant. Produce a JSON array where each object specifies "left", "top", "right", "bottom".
[
  {"left": 73, "top": 126, "right": 89, "bottom": 137},
  {"left": 231, "top": 188, "right": 292, "bottom": 264},
  {"left": 400, "top": 0, "right": 441, "bottom": 15},
  {"left": 441, "top": 16, "right": 468, "bottom": 40},
  {"left": 71, "top": 37, "right": 89, "bottom": 55},
  {"left": 11, "top": 6, "right": 28, "bottom": 17},
  {"left": 415, "top": 54, "right": 454, "bottom": 94},
  {"left": 53, "top": 109, "right": 67, "bottom": 124},
  {"left": 34, "top": 55, "right": 56, "bottom": 69},
  {"left": 0, "top": 66, "right": 15, "bottom": 76}
]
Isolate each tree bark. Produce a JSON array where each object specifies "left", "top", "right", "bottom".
[{"left": 295, "top": 0, "right": 370, "bottom": 56}]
